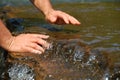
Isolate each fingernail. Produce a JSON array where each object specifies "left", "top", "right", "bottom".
[
  {"left": 46, "top": 35, "right": 49, "bottom": 38},
  {"left": 66, "top": 21, "right": 69, "bottom": 24},
  {"left": 35, "top": 50, "right": 42, "bottom": 54},
  {"left": 44, "top": 44, "right": 49, "bottom": 50},
  {"left": 38, "top": 51, "right": 42, "bottom": 54},
  {"left": 46, "top": 43, "right": 53, "bottom": 50},
  {"left": 46, "top": 44, "right": 50, "bottom": 49}
]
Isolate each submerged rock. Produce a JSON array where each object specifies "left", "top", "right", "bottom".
[
  {"left": 5, "top": 18, "right": 24, "bottom": 33},
  {"left": 4, "top": 39, "right": 119, "bottom": 80},
  {"left": 41, "top": 24, "right": 62, "bottom": 32},
  {"left": 0, "top": 48, "right": 7, "bottom": 80},
  {"left": 8, "top": 63, "right": 35, "bottom": 80},
  {"left": 39, "top": 39, "right": 109, "bottom": 80}
]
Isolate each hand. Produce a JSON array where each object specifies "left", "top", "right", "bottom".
[
  {"left": 6, "top": 34, "right": 49, "bottom": 54},
  {"left": 45, "top": 10, "right": 81, "bottom": 25}
]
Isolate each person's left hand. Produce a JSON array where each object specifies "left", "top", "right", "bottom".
[{"left": 45, "top": 10, "right": 81, "bottom": 25}]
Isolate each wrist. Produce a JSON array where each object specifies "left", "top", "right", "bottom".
[
  {"left": 43, "top": 8, "right": 54, "bottom": 17},
  {"left": 0, "top": 36, "right": 15, "bottom": 52}
]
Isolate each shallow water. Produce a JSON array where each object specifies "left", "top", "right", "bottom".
[
  {"left": 0, "top": 1, "right": 120, "bottom": 80},
  {"left": 7, "top": 2, "right": 120, "bottom": 62}
]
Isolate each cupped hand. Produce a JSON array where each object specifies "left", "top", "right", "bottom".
[
  {"left": 6, "top": 34, "right": 49, "bottom": 54},
  {"left": 45, "top": 10, "right": 81, "bottom": 25}
]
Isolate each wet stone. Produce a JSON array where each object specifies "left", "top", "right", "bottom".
[
  {"left": 0, "top": 48, "right": 7, "bottom": 79},
  {"left": 38, "top": 39, "right": 109, "bottom": 80},
  {"left": 0, "top": 38, "right": 120, "bottom": 80},
  {"left": 8, "top": 63, "right": 35, "bottom": 80},
  {"left": 5, "top": 18, "right": 24, "bottom": 33}
]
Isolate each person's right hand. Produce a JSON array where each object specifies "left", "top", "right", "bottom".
[{"left": 6, "top": 34, "right": 50, "bottom": 54}]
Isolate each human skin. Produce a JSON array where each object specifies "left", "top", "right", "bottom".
[
  {"left": 0, "top": 20, "right": 50, "bottom": 54},
  {"left": 30, "top": 0, "right": 80, "bottom": 25},
  {"left": 0, "top": 0, "right": 80, "bottom": 54}
]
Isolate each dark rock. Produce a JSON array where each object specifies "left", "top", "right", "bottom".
[
  {"left": 0, "top": 48, "right": 8, "bottom": 80},
  {"left": 1, "top": 38, "right": 120, "bottom": 80},
  {"left": 6, "top": 18, "right": 24, "bottom": 33},
  {"left": 41, "top": 24, "right": 62, "bottom": 32},
  {"left": 7, "top": 63, "right": 35, "bottom": 80}
]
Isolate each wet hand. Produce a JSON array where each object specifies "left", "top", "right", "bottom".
[
  {"left": 6, "top": 34, "right": 50, "bottom": 54},
  {"left": 45, "top": 10, "right": 81, "bottom": 25}
]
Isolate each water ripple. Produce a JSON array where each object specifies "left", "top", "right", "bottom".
[{"left": 94, "top": 47, "right": 120, "bottom": 52}]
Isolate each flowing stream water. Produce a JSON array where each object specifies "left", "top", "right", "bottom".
[{"left": 0, "top": 0, "right": 120, "bottom": 80}]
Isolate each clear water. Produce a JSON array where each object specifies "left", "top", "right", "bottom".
[
  {"left": 0, "top": 0, "right": 120, "bottom": 80},
  {"left": 0, "top": 0, "right": 120, "bottom": 70}
]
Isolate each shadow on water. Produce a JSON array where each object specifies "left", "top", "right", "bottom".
[{"left": 0, "top": 1, "right": 120, "bottom": 80}]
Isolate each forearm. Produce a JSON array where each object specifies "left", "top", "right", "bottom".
[
  {"left": 0, "top": 19, "right": 13, "bottom": 49},
  {"left": 30, "top": 0, "right": 54, "bottom": 16},
  {"left": 30, "top": 0, "right": 80, "bottom": 25}
]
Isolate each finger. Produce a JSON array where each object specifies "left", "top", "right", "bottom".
[
  {"left": 31, "top": 43, "right": 45, "bottom": 52},
  {"left": 26, "top": 43, "right": 45, "bottom": 53},
  {"left": 66, "top": 15, "right": 80, "bottom": 25},
  {"left": 32, "top": 38, "right": 50, "bottom": 49},
  {"left": 58, "top": 13, "right": 69, "bottom": 24},
  {"left": 32, "top": 34, "right": 49, "bottom": 39},
  {"left": 26, "top": 47, "right": 42, "bottom": 54},
  {"left": 55, "top": 18, "right": 67, "bottom": 25}
]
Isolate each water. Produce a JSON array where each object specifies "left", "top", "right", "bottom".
[
  {"left": 0, "top": 0, "right": 120, "bottom": 80},
  {"left": 0, "top": 0, "right": 120, "bottom": 6}
]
